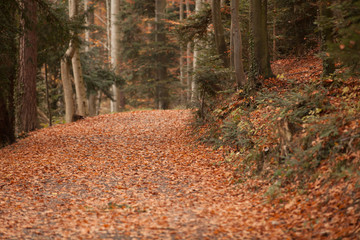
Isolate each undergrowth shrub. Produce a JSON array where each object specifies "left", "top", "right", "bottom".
[{"left": 195, "top": 76, "right": 360, "bottom": 189}]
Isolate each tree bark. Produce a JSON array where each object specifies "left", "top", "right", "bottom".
[
  {"left": 85, "top": 0, "right": 97, "bottom": 116},
  {"left": 88, "top": 93, "right": 97, "bottom": 116},
  {"left": 17, "top": 0, "right": 38, "bottom": 132},
  {"left": 44, "top": 64, "right": 52, "bottom": 126},
  {"left": 70, "top": 0, "right": 88, "bottom": 116},
  {"left": 272, "top": 0, "right": 276, "bottom": 61},
  {"left": 84, "top": 0, "right": 90, "bottom": 52},
  {"left": 231, "top": 0, "right": 246, "bottom": 87},
  {"left": 211, "top": 0, "right": 229, "bottom": 67},
  {"left": 60, "top": 45, "right": 75, "bottom": 123},
  {"left": 72, "top": 48, "right": 88, "bottom": 116},
  {"left": 106, "top": 0, "right": 111, "bottom": 59},
  {"left": 179, "top": 0, "right": 185, "bottom": 105},
  {"left": 110, "top": 0, "right": 124, "bottom": 112},
  {"left": 319, "top": 0, "right": 335, "bottom": 77},
  {"left": 155, "top": 0, "right": 169, "bottom": 109},
  {"left": 192, "top": 0, "right": 202, "bottom": 103},
  {"left": 249, "top": 0, "right": 273, "bottom": 85},
  {"left": 185, "top": 0, "right": 192, "bottom": 103}
]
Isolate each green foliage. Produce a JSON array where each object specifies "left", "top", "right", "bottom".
[
  {"left": 0, "top": 0, "right": 19, "bottom": 146},
  {"left": 328, "top": 0, "right": 360, "bottom": 75},
  {"left": 196, "top": 75, "right": 360, "bottom": 187},
  {"left": 259, "top": 82, "right": 333, "bottom": 125},
  {"left": 37, "top": 0, "right": 72, "bottom": 69},
  {"left": 81, "top": 48, "right": 122, "bottom": 100},
  {"left": 177, "top": 4, "right": 212, "bottom": 45}
]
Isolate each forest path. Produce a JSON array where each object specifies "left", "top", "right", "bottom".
[{"left": 0, "top": 110, "right": 282, "bottom": 239}]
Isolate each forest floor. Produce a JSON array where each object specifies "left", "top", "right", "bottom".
[
  {"left": 0, "top": 57, "right": 359, "bottom": 239},
  {"left": 0, "top": 109, "right": 358, "bottom": 239},
  {"left": 1, "top": 110, "right": 283, "bottom": 239}
]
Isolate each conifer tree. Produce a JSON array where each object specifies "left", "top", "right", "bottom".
[{"left": 17, "top": 0, "right": 38, "bottom": 132}]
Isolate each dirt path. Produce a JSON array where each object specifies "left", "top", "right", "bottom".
[{"left": 0, "top": 110, "right": 284, "bottom": 239}]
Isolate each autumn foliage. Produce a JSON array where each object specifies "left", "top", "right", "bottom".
[{"left": 1, "top": 99, "right": 359, "bottom": 238}]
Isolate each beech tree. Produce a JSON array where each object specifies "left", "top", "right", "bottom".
[
  {"left": 60, "top": 45, "right": 75, "bottom": 123},
  {"left": 61, "top": 0, "right": 88, "bottom": 123},
  {"left": 192, "top": 0, "right": 202, "bottom": 103},
  {"left": 231, "top": 0, "right": 246, "bottom": 87},
  {"left": 211, "top": 0, "right": 229, "bottom": 68},
  {"left": 110, "top": 0, "right": 124, "bottom": 112},
  {"left": 71, "top": 0, "right": 88, "bottom": 117},
  {"left": 155, "top": 0, "right": 169, "bottom": 109},
  {"left": 249, "top": 0, "right": 273, "bottom": 85},
  {"left": 179, "top": 0, "right": 186, "bottom": 105},
  {"left": 318, "top": 0, "right": 335, "bottom": 77},
  {"left": 17, "top": 0, "right": 38, "bottom": 132},
  {"left": 185, "top": 0, "right": 192, "bottom": 103}
]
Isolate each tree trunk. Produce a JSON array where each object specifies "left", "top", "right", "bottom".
[
  {"left": 249, "top": 0, "right": 273, "bottom": 85},
  {"left": 186, "top": 0, "right": 192, "bottom": 103},
  {"left": 186, "top": 42, "right": 192, "bottom": 103},
  {"left": 211, "top": 0, "right": 229, "bottom": 67},
  {"left": 192, "top": 0, "right": 202, "bottom": 103},
  {"left": 179, "top": 0, "right": 185, "bottom": 105},
  {"left": 106, "top": 0, "right": 111, "bottom": 59},
  {"left": 60, "top": 45, "right": 75, "bottom": 123},
  {"left": 272, "top": 0, "right": 276, "bottom": 61},
  {"left": 88, "top": 93, "right": 97, "bottom": 116},
  {"left": 231, "top": 0, "right": 246, "bottom": 87},
  {"left": 72, "top": 48, "right": 88, "bottom": 116},
  {"left": 44, "top": 64, "right": 52, "bottom": 126},
  {"left": 110, "top": 0, "right": 124, "bottom": 112},
  {"left": 155, "top": 0, "right": 169, "bottom": 109},
  {"left": 85, "top": 0, "right": 97, "bottom": 116},
  {"left": 319, "top": 0, "right": 335, "bottom": 77},
  {"left": 84, "top": 0, "right": 90, "bottom": 52},
  {"left": 70, "top": 0, "right": 88, "bottom": 116},
  {"left": 17, "top": 0, "right": 38, "bottom": 133}
]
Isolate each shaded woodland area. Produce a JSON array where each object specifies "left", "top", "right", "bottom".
[
  {"left": 0, "top": 0, "right": 359, "bottom": 143},
  {"left": 0, "top": 0, "right": 360, "bottom": 238}
]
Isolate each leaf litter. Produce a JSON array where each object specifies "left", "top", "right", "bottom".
[{"left": 0, "top": 109, "right": 359, "bottom": 239}]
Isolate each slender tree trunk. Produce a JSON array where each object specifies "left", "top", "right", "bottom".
[
  {"left": 106, "top": 0, "right": 111, "bottom": 59},
  {"left": 110, "top": 0, "right": 124, "bottom": 112},
  {"left": 88, "top": 93, "right": 97, "bottom": 116},
  {"left": 319, "top": 0, "right": 335, "bottom": 77},
  {"left": 179, "top": 0, "right": 185, "bottom": 105},
  {"left": 186, "top": 42, "right": 192, "bottom": 103},
  {"left": 44, "top": 64, "right": 52, "bottom": 126},
  {"left": 272, "top": 0, "right": 276, "bottom": 61},
  {"left": 231, "top": 0, "right": 246, "bottom": 87},
  {"left": 186, "top": 0, "right": 192, "bottom": 103},
  {"left": 96, "top": 91, "right": 102, "bottom": 115},
  {"left": 85, "top": 0, "right": 97, "bottom": 116},
  {"left": 72, "top": 48, "right": 88, "bottom": 116},
  {"left": 155, "top": 0, "right": 169, "bottom": 109},
  {"left": 249, "top": 0, "right": 273, "bottom": 85},
  {"left": 60, "top": 45, "right": 75, "bottom": 123},
  {"left": 70, "top": 0, "right": 88, "bottom": 116},
  {"left": 17, "top": 0, "right": 38, "bottom": 132},
  {"left": 84, "top": 0, "right": 90, "bottom": 52},
  {"left": 211, "top": 0, "right": 229, "bottom": 67},
  {"left": 192, "top": 0, "right": 202, "bottom": 103}
]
